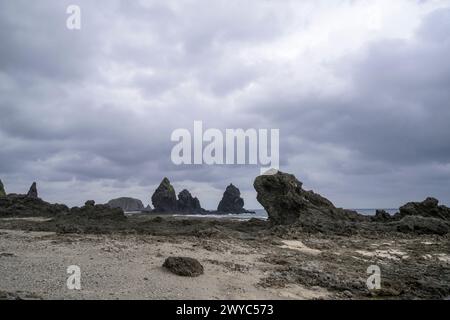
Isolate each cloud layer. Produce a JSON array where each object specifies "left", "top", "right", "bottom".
[{"left": 1, "top": 0, "right": 450, "bottom": 209}]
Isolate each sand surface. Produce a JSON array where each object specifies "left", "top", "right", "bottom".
[{"left": 0, "top": 215, "right": 449, "bottom": 300}]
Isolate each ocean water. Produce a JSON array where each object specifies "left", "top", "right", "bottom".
[
  {"left": 354, "top": 208, "right": 398, "bottom": 216},
  {"left": 130, "top": 208, "right": 398, "bottom": 220},
  {"left": 172, "top": 209, "right": 269, "bottom": 221}
]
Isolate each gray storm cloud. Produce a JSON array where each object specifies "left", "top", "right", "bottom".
[{"left": 0, "top": 0, "right": 449, "bottom": 209}]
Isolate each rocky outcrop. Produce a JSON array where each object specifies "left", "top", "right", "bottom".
[
  {"left": 217, "top": 184, "right": 252, "bottom": 214},
  {"left": 177, "top": 189, "right": 205, "bottom": 213},
  {"left": 68, "top": 200, "right": 126, "bottom": 221},
  {"left": 395, "top": 197, "right": 450, "bottom": 221},
  {"left": 151, "top": 178, "right": 178, "bottom": 212},
  {"left": 371, "top": 210, "right": 392, "bottom": 222},
  {"left": 393, "top": 216, "right": 449, "bottom": 235},
  {"left": 27, "top": 182, "right": 38, "bottom": 198},
  {"left": 0, "top": 179, "right": 5, "bottom": 197},
  {"left": 253, "top": 171, "right": 363, "bottom": 225},
  {"left": 0, "top": 194, "right": 69, "bottom": 217},
  {"left": 163, "top": 256, "right": 204, "bottom": 277},
  {"left": 107, "top": 197, "right": 145, "bottom": 212}
]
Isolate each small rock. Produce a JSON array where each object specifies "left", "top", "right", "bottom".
[{"left": 163, "top": 256, "right": 204, "bottom": 277}]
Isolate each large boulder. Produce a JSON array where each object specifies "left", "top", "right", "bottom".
[
  {"left": 395, "top": 197, "right": 450, "bottom": 221},
  {"left": 177, "top": 189, "right": 205, "bottom": 213},
  {"left": 163, "top": 256, "right": 204, "bottom": 277},
  {"left": 0, "top": 179, "right": 5, "bottom": 197},
  {"left": 107, "top": 197, "right": 145, "bottom": 212},
  {"left": 27, "top": 182, "right": 38, "bottom": 198},
  {"left": 217, "top": 184, "right": 251, "bottom": 214},
  {"left": 151, "top": 178, "right": 177, "bottom": 212},
  {"left": 253, "top": 171, "right": 362, "bottom": 225}
]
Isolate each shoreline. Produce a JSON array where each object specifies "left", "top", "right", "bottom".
[{"left": 0, "top": 214, "right": 449, "bottom": 300}]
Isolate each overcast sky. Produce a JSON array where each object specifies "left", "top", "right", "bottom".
[{"left": 1, "top": 0, "right": 450, "bottom": 209}]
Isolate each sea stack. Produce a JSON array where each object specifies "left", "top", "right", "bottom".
[
  {"left": 27, "top": 182, "right": 38, "bottom": 198},
  {"left": 217, "top": 184, "right": 251, "bottom": 214},
  {"left": 151, "top": 177, "right": 177, "bottom": 212},
  {"left": 0, "top": 179, "right": 6, "bottom": 197}
]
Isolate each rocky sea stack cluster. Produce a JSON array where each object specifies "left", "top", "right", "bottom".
[{"left": 150, "top": 177, "right": 206, "bottom": 214}]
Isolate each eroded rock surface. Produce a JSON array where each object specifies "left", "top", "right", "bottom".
[{"left": 254, "top": 171, "right": 362, "bottom": 225}]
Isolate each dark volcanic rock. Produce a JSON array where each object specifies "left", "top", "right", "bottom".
[
  {"left": 393, "top": 216, "right": 450, "bottom": 235},
  {"left": 27, "top": 182, "right": 38, "bottom": 198},
  {"left": 0, "top": 194, "right": 69, "bottom": 217},
  {"left": 163, "top": 256, "right": 204, "bottom": 277},
  {"left": 395, "top": 197, "right": 450, "bottom": 221},
  {"left": 217, "top": 184, "right": 252, "bottom": 214},
  {"left": 371, "top": 210, "right": 392, "bottom": 222},
  {"left": 253, "top": 171, "right": 363, "bottom": 225},
  {"left": 143, "top": 205, "right": 153, "bottom": 212},
  {"left": 107, "top": 197, "right": 145, "bottom": 212},
  {"left": 177, "top": 189, "right": 205, "bottom": 213},
  {"left": 0, "top": 179, "right": 5, "bottom": 197},
  {"left": 151, "top": 178, "right": 177, "bottom": 212},
  {"left": 68, "top": 201, "right": 126, "bottom": 221}
]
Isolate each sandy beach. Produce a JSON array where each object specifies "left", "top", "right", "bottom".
[{"left": 1, "top": 215, "right": 449, "bottom": 300}]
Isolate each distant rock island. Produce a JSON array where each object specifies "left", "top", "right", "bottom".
[
  {"left": 102, "top": 178, "right": 253, "bottom": 215},
  {"left": 149, "top": 177, "right": 251, "bottom": 215},
  {"left": 107, "top": 197, "right": 145, "bottom": 212}
]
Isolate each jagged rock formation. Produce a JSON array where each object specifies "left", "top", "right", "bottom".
[
  {"left": 163, "top": 256, "right": 204, "bottom": 277},
  {"left": 151, "top": 178, "right": 178, "bottom": 212},
  {"left": 217, "top": 184, "right": 252, "bottom": 214},
  {"left": 0, "top": 194, "right": 69, "bottom": 217},
  {"left": 177, "top": 189, "right": 205, "bottom": 213},
  {"left": 27, "top": 182, "right": 38, "bottom": 198},
  {"left": 253, "top": 171, "right": 363, "bottom": 225},
  {"left": 0, "top": 179, "right": 6, "bottom": 197},
  {"left": 107, "top": 197, "right": 145, "bottom": 212}
]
